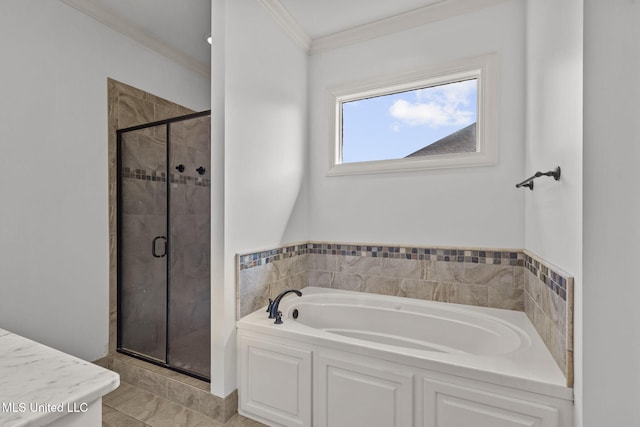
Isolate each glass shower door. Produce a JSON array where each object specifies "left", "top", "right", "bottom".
[
  {"left": 167, "top": 115, "right": 211, "bottom": 379},
  {"left": 117, "top": 111, "right": 211, "bottom": 381},
  {"left": 118, "top": 124, "right": 168, "bottom": 362}
]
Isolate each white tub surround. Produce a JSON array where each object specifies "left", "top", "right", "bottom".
[
  {"left": 0, "top": 328, "right": 120, "bottom": 427},
  {"left": 237, "top": 287, "right": 573, "bottom": 427},
  {"left": 237, "top": 242, "right": 575, "bottom": 386}
]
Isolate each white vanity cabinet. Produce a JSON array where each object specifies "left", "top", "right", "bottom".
[{"left": 237, "top": 330, "right": 573, "bottom": 427}]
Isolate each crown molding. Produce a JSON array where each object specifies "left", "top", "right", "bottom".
[
  {"left": 259, "top": 0, "right": 511, "bottom": 56},
  {"left": 257, "top": 0, "right": 312, "bottom": 52},
  {"left": 60, "top": 0, "right": 211, "bottom": 78},
  {"left": 254, "top": 0, "right": 508, "bottom": 55},
  {"left": 310, "top": 0, "right": 512, "bottom": 55}
]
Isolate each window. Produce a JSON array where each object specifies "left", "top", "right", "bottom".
[{"left": 328, "top": 54, "right": 497, "bottom": 175}]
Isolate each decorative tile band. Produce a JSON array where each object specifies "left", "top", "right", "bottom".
[
  {"left": 123, "top": 167, "right": 166, "bottom": 182},
  {"left": 238, "top": 243, "right": 309, "bottom": 270},
  {"left": 308, "top": 243, "right": 523, "bottom": 266},
  {"left": 169, "top": 172, "right": 211, "bottom": 187},
  {"left": 122, "top": 167, "right": 210, "bottom": 187},
  {"left": 524, "top": 253, "right": 569, "bottom": 301},
  {"left": 238, "top": 241, "right": 524, "bottom": 271}
]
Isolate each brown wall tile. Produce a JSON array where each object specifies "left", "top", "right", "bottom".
[
  {"left": 488, "top": 287, "right": 524, "bottom": 311},
  {"left": 523, "top": 252, "right": 574, "bottom": 387},
  {"left": 449, "top": 283, "right": 489, "bottom": 307},
  {"left": 362, "top": 275, "right": 402, "bottom": 296},
  {"left": 398, "top": 279, "right": 450, "bottom": 302},
  {"left": 118, "top": 94, "right": 156, "bottom": 129},
  {"left": 331, "top": 272, "right": 364, "bottom": 292},
  {"left": 463, "top": 263, "right": 515, "bottom": 289},
  {"left": 427, "top": 260, "right": 464, "bottom": 283}
]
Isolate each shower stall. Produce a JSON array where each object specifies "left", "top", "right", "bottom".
[{"left": 116, "top": 110, "right": 211, "bottom": 381}]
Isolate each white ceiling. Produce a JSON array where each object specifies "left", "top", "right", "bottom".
[
  {"left": 279, "top": 0, "right": 444, "bottom": 39},
  {"left": 59, "top": 0, "right": 476, "bottom": 76},
  {"left": 65, "top": 0, "right": 211, "bottom": 65}
]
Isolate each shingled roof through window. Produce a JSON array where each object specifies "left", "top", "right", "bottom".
[{"left": 405, "top": 122, "right": 477, "bottom": 158}]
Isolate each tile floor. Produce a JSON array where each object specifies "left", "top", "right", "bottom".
[{"left": 102, "top": 382, "right": 265, "bottom": 427}]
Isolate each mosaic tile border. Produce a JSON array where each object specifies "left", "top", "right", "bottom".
[
  {"left": 238, "top": 241, "right": 524, "bottom": 271},
  {"left": 123, "top": 167, "right": 166, "bottom": 182},
  {"left": 308, "top": 243, "right": 523, "bottom": 266},
  {"left": 524, "top": 252, "right": 570, "bottom": 301},
  {"left": 169, "top": 172, "right": 211, "bottom": 187},
  {"left": 238, "top": 243, "right": 308, "bottom": 270},
  {"left": 122, "top": 167, "right": 210, "bottom": 187}
]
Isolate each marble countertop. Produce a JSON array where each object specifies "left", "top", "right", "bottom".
[{"left": 0, "top": 328, "right": 119, "bottom": 427}]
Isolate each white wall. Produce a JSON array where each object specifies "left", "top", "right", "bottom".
[
  {"left": 525, "top": 0, "right": 582, "bottom": 280},
  {"left": 210, "top": 0, "right": 227, "bottom": 398},
  {"left": 0, "top": 1, "right": 209, "bottom": 362},
  {"left": 524, "top": 0, "right": 583, "bottom": 424},
  {"left": 307, "top": 1, "right": 526, "bottom": 249},
  {"left": 583, "top": 1, "right": 640, "bottom": 425},
  {"left": 210, "top": 0, "right": 308, "bottom": 396}
]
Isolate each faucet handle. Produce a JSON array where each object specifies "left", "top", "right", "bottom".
[
  {"left": 266, "top": 298, "right": 274, "bottom": 313},
  {"left": 274, "top": 311, "right": 283, "bottom": 324}
]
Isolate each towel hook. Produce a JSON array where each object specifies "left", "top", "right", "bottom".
[{"left": 515, "top": 166, "right": 561, "bottom": 191}]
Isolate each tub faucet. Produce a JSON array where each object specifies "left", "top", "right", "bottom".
[{"left": 267, "top": 289, "right": 302, "bottom": 324}]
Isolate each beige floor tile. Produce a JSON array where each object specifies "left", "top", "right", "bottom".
[
  {"left": 143, "top": 401, "right": 221, "bottom": 427},
  {"left": 223, "top": 414, "right": 266, "bottom": 427},
  {"left": 102, "top": 382, "right": 264, "bottom": 427},
  {"left": 103, "top": 382, "right": 221, "bottom": 427},
  {"left": 102, "top": 404, "right": 148, "bottom": 427},
  {"left": 103, "top": 382, "right": 166, "bottom": 421}
]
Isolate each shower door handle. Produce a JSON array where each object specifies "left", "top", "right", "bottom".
[{"left": 152, "top": 236, "right": 167, "bottom": 258}]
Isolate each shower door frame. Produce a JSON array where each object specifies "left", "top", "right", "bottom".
[{"left": 116, "top": 109, "right": 211, "bottom": 382}]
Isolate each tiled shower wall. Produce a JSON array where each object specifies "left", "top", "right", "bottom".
[
  {"left": 106, "top": 80, "right": 234, "bottom": 420},
  {"left": 118, "top": 115, "right": 211, "bottom": 377},
  {"left": 236, "top": 241, "right": 574, "bottom": 386},
  {"left": 108, "top": 78, "right": 195, "bottom": 351}
]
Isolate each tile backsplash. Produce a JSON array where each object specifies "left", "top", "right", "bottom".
[
  {"left": 523, "top": 250, "right": 574, "bottom": 387},
  {"left": 237, "top": 244, "right": 308, "bottom": 319},
  {"left": 236, "top": 241, "right": 574, "bottom": 387}
]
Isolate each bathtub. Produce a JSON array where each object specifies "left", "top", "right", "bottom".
[{"left": 237, "top": 287, "right": 573, "bottom": 427}]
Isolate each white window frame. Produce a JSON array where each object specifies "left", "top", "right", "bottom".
[{"left": 327, "top": 53, "right": 498, "bottom": 176}]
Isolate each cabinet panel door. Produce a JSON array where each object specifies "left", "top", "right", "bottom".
[
  {"left": 422, "top": 377, "right": 560, "bottom": 427},
  {"left": 316, "top": 352, "right": 413, "bottom": 427},
  {"left": 238, "top": 335, "right": 311, "bottom": 426}
]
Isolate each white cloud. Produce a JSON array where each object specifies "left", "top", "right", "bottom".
[{"left": 389, "top": 79, "right": 476, "bottom": 129}]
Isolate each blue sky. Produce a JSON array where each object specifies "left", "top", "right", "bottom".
[{"left": 342, "top": 79, "right": 478, "bottom": 163}]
